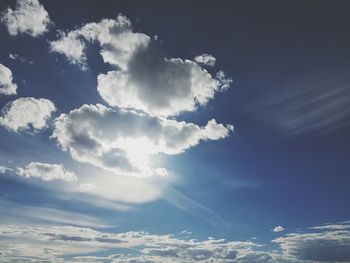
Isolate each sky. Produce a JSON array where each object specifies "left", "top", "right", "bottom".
[{"left": 0, "top": 0, "right": 350, "bottom": 262}]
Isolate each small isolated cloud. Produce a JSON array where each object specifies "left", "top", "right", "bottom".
[
  {"left": 0, "top": 0, "right": 52, "bottom": 37},
  {"left": 0, "top": 97, "right": 56, "bottom": 132},
  {"left": 9, "top": 53, "right": 34, "bottom": 64},
  {"left": 194, "top": 53, "right": 216, "bottom": 67},
  {"left": 16, "top": 162, "right": 77, "bottom": 182},
  {"left": 52, "top": 104, "right": 231, "bottom": 177},
  {"left": 50, "top": 15, "right": 232, "bottom": 117},
  {"left": 273, "top": 226, "right": 285, "bottom": 233},
  {"left": 0, "top": 63, "right": 17, "bottom": 95}
]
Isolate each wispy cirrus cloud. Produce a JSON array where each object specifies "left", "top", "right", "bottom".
[{"left": 252, "top": 73, "right": 350, "bottom": 136}]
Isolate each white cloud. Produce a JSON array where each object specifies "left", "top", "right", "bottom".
[
  {"left": 194, "top": 53, "right": 216, "bottom": 67},
  {"left": 50, "top": 15, "right": 135, "bottom": 70},
  {"left": 9, "top": 53, "right": 34, "bottom": 64},
  {"left": 1, "top": 220, "right": 349, "bottom": 262},
  {"left": 273, "top": 226, "right": 285, "bottom": 233},
  {"left": 0, "top": 0, "right": 52, "bottom": 37},
  {"left": 50, "top": 15, "right": 232, "bottom": 117},
  {"left": 0, "top": 63, "right": 17, "bottom": 95},
  {"left": 0, "top": 97, "right": 56, "bottom": 132},
  {"left": 15, "top": 162, "right": 77, "bottom": 182},
  {"left": 273, "top": 222, "right": 350, "bottom": 262},
  {"left": 0, "top": 224, "right": 273, "bottom": 262},
  {"left": 52, "top": 104, "right": 231, "bottom": 177},
  {"left": 0, "top": 165, "right": 10, "bottom": 174},
  {"left": 0, "top": 200, "right": 109, "bottom": 228},
  {"left": 309, "top": 222, "right": 350, "bottom": 230}
]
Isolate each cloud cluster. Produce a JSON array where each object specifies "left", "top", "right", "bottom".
[
  {"left": 0, "top": 0, "right": 52, "bottom": 37},
  {"left": 1, "top": 220, "right": 350, "bottom": 262},
  {"left": 52, "top": 104, "right": 231, "bottom": 177},
  {"left": 0, "top": 97, "right": 56, "bottom": 132},
  {"left": 15, "top": 162, "right": 77, "bottom": 182},
  {"left": 0, "top": 224, "right": 275, "bottom": 262},
  {"left": 0, "top": 63, "right": 17, "bottom": 95},
  {"left": 0, "top": 165, "right": 9, "bottom": 174},
  {"left": 273, "top": 221, "right": 350, "bottom": 262},
  {"left": 273, "top": 226, "right": 285, "bottom": 233},
  {"left": 9, "top": 53, "right": 34, "bottom": 64},
  {"left": 49, "top": 14, "right": 233, "bottom": 179},
  {"left": 194, "top": 54, "right": 216, "bottom": 67},
  {"left": 50, "top": 15, "right": 232, "bottom": 117}
]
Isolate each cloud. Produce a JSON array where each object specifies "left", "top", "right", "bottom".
[
  {"left": 50, "top": 15, "right": 232, "bottom": 117},
  {"left": 50, "top": 15, "right": 134, "bottom": 70},
  {"left": 1, "top": 220, "right": 349, "bottom": 262},
  {"left": 15, "top": 162, "right": 77, "bottom": 182},
  {"left": 0, "top": 224, "right": 273, "bottom": 262},
  {"left": 0, "top": 97, "right": 56, "bottom": 132},
  {"left": 273, "top": 226, "right": 285, "bottom": 233},
  {"left": 0, "top": 63, "right": 17, "bottom": 95},
  {"left": 9, "top": 53, "right": 34, "bottom": 64},
  {"left": 0, "top": 165, "right": 10, "bottom": 174},
  {"left": 0, "top": 200, "right": 109, "bottom": 228},
  {"left": 0, "top": 0, "right": 52, "bottom": 37},
  {"left": 52, "top": 103, "right": 231, "bottom": 177},
  {"left": 273, "top": 221, "right": 350, "bottom": 262},
  {"left": 251, "top": 73, "right": 350, "bottom": 136},
  {"left": 194, "top": 54, "right": 216, "bottom": 67}
]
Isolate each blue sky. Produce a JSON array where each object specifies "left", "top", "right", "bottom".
[{"left": 0, "top": 0, "right": 350, "bottom": 262}]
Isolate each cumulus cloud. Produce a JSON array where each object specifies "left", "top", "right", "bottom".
[
  {"left": 0, "top": 97, "right": 56, "bottom": 132},
  {"left": 0, "top": 63, "right": 17, "bottom": 95},
  {"left": 0, "top": 0, "right": 52, "bottom": 37},
  {"left": 52, "top": 104, "right": 231, "bottom": 177},
  {"left": 194, "top": 53, "right": 216, "bottom": 67},
  {"left": 0, "top": 165, "right": 10, "bottom": 174},
  {"left": 1, "top": 220, "right": 349, "bottom": 262},
  {"left": 15, "top": 162, "right": 77, "bottom": 182},
  {"left": 273, "top": 226, "right": 285, "bottom": 233},
  {"left": 50, "top": 15, "right": 232, "bottom": 117},
  {"left": 273, "top": 222, "right": 350, "bottom": 262},
  {"left": 0, "top": 224, "right": 274, "bottom": 262},
  {"left": 50, "top": 15, "right": 134, "bottom": 70}
]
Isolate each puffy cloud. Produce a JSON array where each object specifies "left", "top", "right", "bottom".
[
  {"left": 0, "top": 0, "right": 52, "bottom": 37},
  {"left": 50, "top": 15, "right": 136, "bottom": 70},
  {"left": 0, "top": 63, "right": 17, "bottom": 95},
  {"left": 52, "top": 104, "right": 231, "bottom": 177},
  {"left": 2, "top": 220, "right": 350, "bottom": 262},
  {"left": 50, "top": 15, "right": 232, "bottom": 117},
  {"left": 15, "top": 162, "right": 77, "bottom": 182},
  {"left": 0, "top": 97, "right": 56, "bottom": 132},
  {"left": 273, "top": 221, "right": 350, "bottom": 262},
  {"left": 273, "top": 226, "right": 285, "bottom": 233},
  {"left": 0, "top": 165, "right": 10, "bottom": 174},
  {"left": 0, "top": 224, "right": 274, "bottom": 262},
  {"left": 194, "top": 53, "right": 216, "bottom": 67}
]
